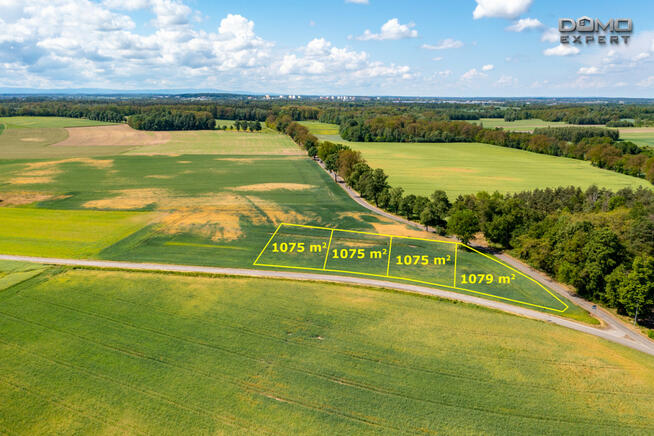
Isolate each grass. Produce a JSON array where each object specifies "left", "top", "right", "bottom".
[
  {"left": 254, "top": 223, "right": 591, "bottom": 319},
  {"left": 0, "top": 116, "right": 118, "bottom": 129},
  {"left": 300, "top": 121, "right": 651, "bottom": 197},
  {"left": 0, "top": 208, "right": 152, "bottom": 258},
  {"left": 619, "top": 128, "right": 654, "bottom": 149},
  {"left": 351, "top": 141, "right": 651, "bottom": 197},
  {"left": 472, "top": 118, "right": 572, "bottom": 132},
  {"left": 0, "top": 261, "right": 49, "bottom": 291},
  {"left": 0, "top": 267, "right": 651, "bottom": 434}
]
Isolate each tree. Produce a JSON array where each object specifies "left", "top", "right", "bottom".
[
  {"left": 336, "top": 149, "right": 363, "bottom": 180},
  {"left": 365, "top": 168, "right": 390, "bottom": 207},
  {"left": 399, "top": 194, "right": 416, "bottom": 220},
  {"left": 387, "top": 187, "right": 404, "bottom": 214},
  {"left": 324, "top": 154, "right": 338, "bottom": 180},
  {"left": 430, "top": 190, "right": 451, "bottom": 217},
  {"left": 448, "top": 209, "right": 480, "bottom": 244},
  {"left": 420, "top": 207, "right": 437, "bottom": 231},
  {"left": 618, "top": 256, "right": 654, "bottom": 323}
]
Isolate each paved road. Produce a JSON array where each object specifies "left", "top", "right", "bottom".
[
  {"left": 316, "top": 158, "right": 654, "bottom": 355},
  {"left": 2, "top": 254, "right": 653, "bottom": 357}
]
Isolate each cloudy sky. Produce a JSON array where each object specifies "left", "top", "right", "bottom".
[{"left": 1, "top": 0, "right": 653, "bottom": 96}]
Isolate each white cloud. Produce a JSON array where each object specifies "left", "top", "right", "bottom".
[
  {"left": 473, "top": 0, "right": 532, "bottom": 20},
  {"left": 461, "top": 68, "right": 486, "bottom": 80},
  {"left": 345, "top": 0, "right": 369, "bottom": 3},
  {"left": 495, "top": 75, "right": 517, "bottom": 86},
  {"left": 633, "top": 52, "right": 650, "bottom": 61},
  {"left": 506, "top": 18, "right": 542, "bottom": 32},
  {"left": 541, "top": 27, "right": 559, "bottom": 43},
  {"left": 432, "top": 56, "right": 443, "bottom": 61},
  {"left": 357, "top": 18, "right": 417, "bottom": 41},
  {"left": 278, "top": 38, "right": 411, "bottom": 81},
  {"left": 543, "top": 44, "right": 580, "bottom": 56},
  {"left": 481, "top": 64, "right": 494, "bottom": 71},
  {"left": 577, "top": 66, "right": 599, "bottom": 75},
  {"left": 421, "top": 38, "right": 463, "bottom": 50},
  {"left": 437, "top": 70, "right": 452, "bottom": 78}
]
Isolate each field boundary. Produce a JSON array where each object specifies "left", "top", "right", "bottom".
[{"left": 253, "top": 223, "right": 569, "bottom": 313}]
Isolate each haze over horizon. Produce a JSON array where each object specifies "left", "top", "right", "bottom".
[{"left": 1, "top": 0, "right": 653, "bottom": 97}]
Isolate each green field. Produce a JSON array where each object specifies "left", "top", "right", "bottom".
[
  {"left": 300, "top": 121, "right": 651, "bottom": 197},
  {"left": 0, "top": 266, "right": 651, "bottom": 434},
  {"left": 473, "top": 118, "right": 572, "bottom": 132},
  {"left": 0, "top": 208, "right": 152, "bottom": 258},
  {"left": 0, "top": 116, "right": 117, "bottom": 129},
  {"left": 254, "top": 223, "right": 589, "bottom": 318},
  {"left": 351, "top": 141, "right": 651, "bottom": 197},
  {"left": 619, "top": 128, "right": 654, "bottom": 149}
]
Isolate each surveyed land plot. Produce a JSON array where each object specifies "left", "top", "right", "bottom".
[{"left": 254, "top": 223, "right": 569, "bottom": 312}]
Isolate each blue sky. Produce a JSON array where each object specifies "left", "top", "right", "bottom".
[{"left": 1, "top": 0, "right": 653, "bottom": 96}]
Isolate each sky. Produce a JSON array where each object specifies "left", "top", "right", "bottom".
[{"left": 1, "top": 0, "right": 654, "bottom": 97}]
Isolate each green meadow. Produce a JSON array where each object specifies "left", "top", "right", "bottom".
[
  {"left": 0, "top": 266, "right": 651, "bottom": 435},
  {"left": 0, "top": 116, "right": 117, "bottom": 129},
  {"left": 300, "top": 121, "right": 650, "bottom": 197},
  {"left": 473, "top": 118, "right": 572, "bottom": 131},
  {"left": 346, "top": 141, "right": 650, "bottom": 197},
  {"left": 619, "top": 128, "right": 654, "bottom": 149},
  {"left": 0, "top": 208, "right": 152, "bottom": 258}
]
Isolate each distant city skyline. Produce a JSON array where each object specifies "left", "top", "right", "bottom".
[{"left": 1, "top": 0, "right": 653, "bottom": 97}]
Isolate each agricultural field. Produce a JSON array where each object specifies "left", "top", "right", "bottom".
[
  {"left": 0, "top": 208, "right": 152, "bottom": 258},
  {"left": 472, "top": 118, "right": 572, "bottom": 131},
  {"left": 0, "top": 119, "right": 592, "bottom": 317},
  {"left": 0, "top": 266, "right": 651, "bottom": 434},
  {"left": 0, "top": 116, "right": 117, "bottom": 129},
  {"left": 619, "top": 127, "right": 654, "bottom": 149},
  {"left": 353, "top": 141, "right": 652, "bottom": 197},
  {"left": 300, "top": 121, "right": 651, "bottom": 197}
]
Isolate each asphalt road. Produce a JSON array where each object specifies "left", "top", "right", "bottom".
[{"left": 1, "top": 254, "right": 653, "bottom": 357}]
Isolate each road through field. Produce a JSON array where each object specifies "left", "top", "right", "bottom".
[
  {"left": 1, "top": 253, "right": 653, "bottom": 357},
  {"left": 313, "top": 158, "right": 654, "bottom": 355}
]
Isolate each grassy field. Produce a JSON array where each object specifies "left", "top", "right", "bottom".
[
  {"left": 0, "top": 118, "right": 598, "bottom": 317},
  {"left": 254, "top": 223, "right": 589, "bottom": 318},
  {"left": 0, "top": 116, "right": 118, "bottom": 129},
  {"left": 350, "top": 141, "right": 651, "bottom": 197},
  {"left": 0, "top": 208, "right": 152, "bottom": 258},
  {"left": 300, "top": 121, "right": 651, "bottom": 197},
  {"left": 473, "top": 118, "right": 572, "bottom": 131},
  {"left": 620, "top": 127, "right": 654, "bottom": 149},
  {"left": 0, "top": 267, "right": 651, "bottom": 434}
]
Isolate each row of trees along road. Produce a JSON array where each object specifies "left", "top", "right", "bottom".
[{"left": 270, "top": 117, "right": 654, "bottom": 327}]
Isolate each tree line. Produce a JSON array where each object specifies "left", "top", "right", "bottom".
[
  {"left": 127, "top": 111, "right": 215, "bottom": 131},
  {"left": 273, "top": 118, "right": 654, "bottom": 325}
]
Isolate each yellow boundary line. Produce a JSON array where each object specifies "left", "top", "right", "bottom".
[
  {"left": 253, "top": 223, "right": 569, "bottom": 313},
  {"left": 322, "top": 229, "right": 334, "bottom": 270},
  {"left": 386, "top": 237, "right": 393, "bottom": 276}
]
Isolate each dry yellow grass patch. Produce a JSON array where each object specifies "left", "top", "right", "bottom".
[
  {"left": 84, "top": 188, "right": 168, "bottom": 210},
  {"left": 177, "top": 160, "right": 192, "bottom": 164},
  {"left": 53, "top": 124, "right": 170, "bottom": 147},
  {"left": 229, "top": 183, "right": 316, "bottom": 192},
  {"left": 9, "top": 158, "right": 113, "bottom": 185},
  {"left": 158, "top": 193, "right": 312, "bottom": 241},
  {"left": 215, "top": 158, "right": 256, "bottom": 164},
  {"left": 20, "top": 137, "right": 45, "bottom": 142},
  {"left": 0, "top": 191, "right": 69, "bottom": 206},
  {"left": 144, "top": 175, "right": 173, "bottom": 179}
]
